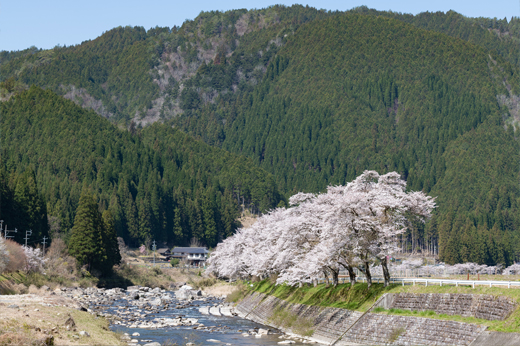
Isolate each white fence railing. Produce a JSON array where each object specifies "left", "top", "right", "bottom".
[{"left": 319, "top": 276, "right": 520, "bottom": 288}]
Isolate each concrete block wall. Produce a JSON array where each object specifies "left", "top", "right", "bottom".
[
  {"left": 234, "top": 291, "right": 266, "bottom": 318},
  {"left": 388, "top": 293, "right": 516, "bottom": 320},
  {"left": 235, "top": 291, "right": 363, "bottom": 344},
  {"left": 341, "top": 313, "right": 486, "bottom": 346},
  {"left": 235, "top": 291, "right": 492, "bottom": 346}
]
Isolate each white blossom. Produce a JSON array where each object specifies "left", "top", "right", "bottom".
[
  {"left": 208, "top": 171, "right": 435, "bottom": 288},
  {"left": 23, "top": 246, "right": 46, "bottom": 273}
]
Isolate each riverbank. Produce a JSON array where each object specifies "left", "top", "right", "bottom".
[
  {"left": 0, "top": 266, "right": 238, "bottom": 346},
  {"left": 0, "top": 291, "right": 123, "bottom": 345},
  {"left": 225, "top": 279, "right": 520, "bottom": 345}
]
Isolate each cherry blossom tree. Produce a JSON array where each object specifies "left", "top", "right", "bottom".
[
  {"left": 23, "top": 246, "right": 46, "bottom": 273},
  {"left": 208, "top": 171, "right": 435, "bottom": 288}
]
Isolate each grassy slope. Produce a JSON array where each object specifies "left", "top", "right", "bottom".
[{"left": 249, "top": 279, "right": 520, "bottom": 333}]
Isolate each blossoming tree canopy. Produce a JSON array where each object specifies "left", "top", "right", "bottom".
[{"left": 208, "top": 171, "right": 436, "bottom": 287}]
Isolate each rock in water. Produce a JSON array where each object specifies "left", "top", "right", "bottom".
[
  {"left": 175, "top": 289, "right": 192, "bottom": 300},
  {"left": 149, "top": 298, "right": 162, "bottom": 306}
]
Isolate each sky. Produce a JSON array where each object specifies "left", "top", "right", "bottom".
[{"left": 1, "top": 0, "right": 518, "bottom": 52}]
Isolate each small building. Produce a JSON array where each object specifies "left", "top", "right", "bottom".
[
  {"left": 170, "top": 247, "right": 209, "bottom": 267},
  {"left": 157, "top": 248, "right": 171, "bottom": 257}
]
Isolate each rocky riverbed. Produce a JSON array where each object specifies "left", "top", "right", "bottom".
[{"left": 51, "top": 285, "right": 315, "bottom": 346}]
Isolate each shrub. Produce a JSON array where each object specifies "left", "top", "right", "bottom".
[
  {"left": 170, "top": 258, "right": 180, "bottom": 267},
  {"left": 4, "top": 239, "right": 26, "bottom": 272},
  {"left": 44, "top": 238, "right": 78, "bottom": 280},
  {"left": 197, "top": 277, "right": 218, "bottom": 288},
  {"left": 151, "top": 266, "right": 163, "bottom": 276}
]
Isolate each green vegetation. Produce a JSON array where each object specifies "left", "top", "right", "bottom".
[
  {"left": 251, "top": 279, "right": 388, "bottom": 311},
  {"left": 0, "top": 6, "right": 519, "bottom": 266},
  {"left": 268, "top": 308, "right": 314, "bottom": 336},
  {"left": 173, "top": 12, "right": 519, "bottom": 265},
  {"left": 0, "top": 86, "right": 281, "bottom": 250},
  {"left": 249, "top": 280, "right": 520, "bottom": 332}
]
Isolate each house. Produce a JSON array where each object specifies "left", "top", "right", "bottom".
[
  {"left": 170, "top": 247, "right": 209, "bottom": 266},
  {"left": 157, "top": 248, "right": 171, "bottom": 257}
]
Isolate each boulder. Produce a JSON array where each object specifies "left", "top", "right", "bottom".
[
  {"left": 258, "top": 328, "right": 269, "bottom": 335},
  {"left": 149, "top": 298, "right": 162, "bottom": 306},
  {"left": 64, "top": 315, "right": 76, "bottom": 329},
  {"left": 175, "top": 289, "right": 193, "bottom": 300}
]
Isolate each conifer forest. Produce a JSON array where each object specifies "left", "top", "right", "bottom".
[{"left": 0, "top": 5, "right": 519, "bottom": 267}]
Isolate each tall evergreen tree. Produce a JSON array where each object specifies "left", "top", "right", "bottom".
[
  {"left": 68, "top": 187, "right": 106, "bottom": 272},
  {"left": 101, "top": 209, "right": 122, "bottom": 271}
]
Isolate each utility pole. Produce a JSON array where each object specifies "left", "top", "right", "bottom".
[
  {"left": 41, "top": 236, "right": 47, "bottom": 257},
  {"left": 24, "top": 229, "right": 32, "bottom": 247},
  {"left": 4, "top": 226, "right": 17, "bottom": 239},
  {"left": 152, "top": 240, "right": 156, "bottom": 265}
]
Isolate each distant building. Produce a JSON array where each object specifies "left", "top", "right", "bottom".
[
  {"left": 157, "top": 248, "right": 171, "bottom": 257},
  {"left": 170, "top": 247, "right": 209, "bottom": 266}
]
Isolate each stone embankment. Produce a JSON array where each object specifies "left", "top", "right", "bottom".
[
  {"left": 225, "top": 291, "right": 520, "bottom": 346},
  {"left": 376, "top": 293, "right": 516, "bottom": 320}
]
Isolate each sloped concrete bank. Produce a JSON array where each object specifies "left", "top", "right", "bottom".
[
  {"left": 375, "top": 292, "right": 516, "bottom": 320},
  {"left": 232, "top": 291, "right": 520, "bottom": 346}
]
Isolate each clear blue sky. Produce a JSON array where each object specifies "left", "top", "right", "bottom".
[{"left": 1, "top": 0, "right": 518, "bottom": 52}]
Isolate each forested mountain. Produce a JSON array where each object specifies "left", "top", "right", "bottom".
[
  {"left": 174, "top": 13, "right": 519, "bottom": 265},
  {"left": 0, "top": 87, "right": 281, "bottom": 247},
  {"left": 1, "top": 6, "right": 519, "bottom": 265}
]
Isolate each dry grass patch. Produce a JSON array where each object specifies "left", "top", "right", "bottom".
[{"left": 0, "top": 300, "right": 124, "bottom": 345}]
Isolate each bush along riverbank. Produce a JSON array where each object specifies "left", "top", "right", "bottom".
[{"left": 225, "top": 279, "right": 520, "bottom": 345}]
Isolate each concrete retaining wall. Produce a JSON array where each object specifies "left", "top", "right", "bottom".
[
  {"left": 340, "top": 313, "right": 486, "bottom": 346},
  {"left": 235, "top": 292, "right": 492, "bottom": 345},
  {"left": 469, "top": 331, "right": 520, "bottom": 346},
  {"left": 381, "top": 293, "right": 516, "bottom": 321}
]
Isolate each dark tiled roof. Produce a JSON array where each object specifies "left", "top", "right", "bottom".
[{"left": 172, "top": 247, "right": 208, "bottom": 254}]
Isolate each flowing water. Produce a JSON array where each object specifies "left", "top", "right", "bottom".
[{"left": 97, "top": 292, "right": 310, "bottom": 346}]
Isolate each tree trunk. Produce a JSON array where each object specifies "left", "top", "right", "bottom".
[
  {"left": 313, "top": 279, "right": 318, "bottom": 287},
  {"left": 381, "top": 256, "right": 391, "bottom": 287},
  {"left": 347, "top": 265, "right": 357, "bottom": 287},
  {"left": 364, "top": 261, "right": 373, "bottom": 288},
  {"left": 323, "top": 270, "right": 330, "bottom": 287},
  {"left": 328, "top": 267, "right": 339, "bottom": 287},
  {"left": 340, "top": 263, "right": 357, "bottom": 287}
]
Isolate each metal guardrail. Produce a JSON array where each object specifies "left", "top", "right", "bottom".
[{"left": 319, "top": 276, "right": 520, "bottom": 288}]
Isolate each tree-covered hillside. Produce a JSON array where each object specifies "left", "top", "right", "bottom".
[
  {"left": 171, "top": 13, "right": 519, "bottom": 265},
  {"left": 0, "top": 87, "right": 281, "bottom": 247},
  {"left": 1, "top": 6, "right": 519, "bottom": 265}
]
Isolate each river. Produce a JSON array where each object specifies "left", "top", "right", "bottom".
[{"left": 91, "top": 290, "right": 311, "bottom": 346}]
